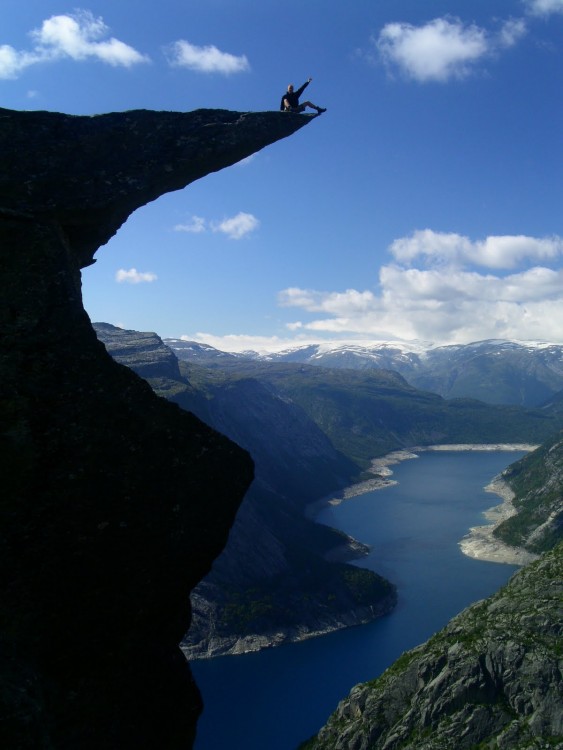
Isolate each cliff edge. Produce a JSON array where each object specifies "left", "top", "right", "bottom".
[
  {"left": 302, "top": 435, "right": 563, "bottom": 750},
  {"left": 303, "top": 542, "right": 563, "bottom": 750},
  {"left": 0, "top": 107, "right": 312, "bottom": 749}
]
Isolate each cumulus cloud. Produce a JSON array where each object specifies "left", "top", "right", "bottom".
[
  {"left": 275, "top": 230, "right": 563, "bottom": 345},
  {"left": 376, "top": 17, "right": 489, "bottom": 82},
  {"left": 525, "top": 0, "right": 563, "bottom": 15},
  {"left": 173, "top": 211, "right": 259, "bottom": 239},
  {"left": 115, "top": 268, "right": 157, "bottom": 284},
  {"left": 389, "top": 230, "right": 563, "bottom": 269},
  {"left": 32, "top": 11, "right": 149, "bottom": 66},
  {"left": 497, "top": 18, "right": 528, "bottom": 48},
  {"left": 0, "top": 45, "right": 32, "bottom": 79},
  {"left": 212, "top": 212, "right": 259, "bottom": 239},
  {"left": 372, "top": 14, "right": 534, "bottom": 82},
  {"left": 165, "top": 40, "right": 249, "bottom": 74},
  {"left": 279, "top": 287, "right": 377, "bottom": 314},
  {"left": 0, "top": 10, "right": 149, "bottom": 79},
  {"left": 174, "top": 215, "right": 206, "bottom": 233}
]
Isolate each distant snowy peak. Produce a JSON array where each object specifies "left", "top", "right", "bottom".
[
  {"left": 165, "top": 338, "right": 563, "bottom": 367},
  {"left": 163, "top": 336, "right": 563, "bottom": 407},
  {"left": 251, "top": 340, "right": 435, "bottom": 364},
  {"left": 250, "top": 338, "right": 563, "bottom": 362},
  {"left": 165, "top": 339, "right": 240, "bottom": 362}
]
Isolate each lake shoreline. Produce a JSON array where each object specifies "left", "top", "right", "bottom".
[
  {"left": 459, "top": 476, "right": 539, "bottom": 565},
  {"left": 311, "top": 443, "right": 539, "bottom": 566},
  {"left": 190, "top": 446, "right": 538, "bottom": 660}
]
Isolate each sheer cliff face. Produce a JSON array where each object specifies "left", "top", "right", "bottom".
[
  {"left": 0, "top": 107, "right": 312, "bottom": 749},
  {"left": 305, "top": 542, "right": 563, "bottom": 750},
  {"left": 303, "top": 437, "right": 563, "bottom": 750}
]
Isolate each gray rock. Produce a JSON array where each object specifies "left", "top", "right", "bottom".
[
  {"left": 0, "top": 106, "right": 310, "bottom": 749},
  {"left": 306, "top": 543, "right": 563, "bottom": 750}
]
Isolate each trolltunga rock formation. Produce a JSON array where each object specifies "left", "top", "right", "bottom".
[{"left": 0, "top": 107, "right": 313, "bottom": 749}]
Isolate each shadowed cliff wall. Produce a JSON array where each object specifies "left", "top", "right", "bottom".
[{"left": 0, "top": 107, "right": 313, "bottom": 748}]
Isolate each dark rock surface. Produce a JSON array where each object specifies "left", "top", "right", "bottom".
[
  {"left": 0, "top": 107, "right": 312, "bottom": 748},
  {"left": 0, "top": 107, "right": 314, "bottom": 267},
  {"left": 94, "top": 323, "right": 397, "bottom": 659}
]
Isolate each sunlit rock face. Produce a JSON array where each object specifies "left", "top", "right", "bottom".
[{"left": 0, "top": 107, "right": 312, "bottom": 749}]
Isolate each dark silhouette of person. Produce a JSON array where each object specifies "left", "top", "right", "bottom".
[{"left": 280, "top": 77, "right": 326, "bottom": 114}]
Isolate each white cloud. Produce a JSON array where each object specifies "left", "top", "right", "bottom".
[
  {"left": 212, "top": 212, "right": 259, "bottom": 239},
  {"left": 165, "top": 40, "right": 249, "bottom": 74},
  {"left": 235, "top": 154, "right": 256, "bottom": 167},
  {"left": 115, "top": 268, "right": 157, "bottom": 284},
  {"left": 373, "top": 14, "right": 534, "bottom": 82},
  {"left": 390, "top": 230, "right": 563, "bottom": 269},
  {"left": 498, "top": 18, "right": 528, "bottom": 48},
  {"left": 0, "top": 10, "right": 149, "bottom": 79},
  {"left": 174, "top": 215, "right": 206, "bottom": 233},
  {"left": 273, "top": 230, "right": 563, "bottom": 345},
  {"left": 376, "top": 17, "right": 489, "bottom": 82},
  {"left": 173, "top": 212, "right": 259, "bottom": 239},
  {"left": 279, "top": 287, "right": 377, "bottom": 314},
  {"left": 0, "top": 44, "right": 37, "bottom": 79},
  {"left": 525, "top": 0, "right": 563, "bottom": 16}
]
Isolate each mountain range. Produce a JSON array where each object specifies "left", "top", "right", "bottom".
[
  {"left": 166, "top": 337, "right": 563, "bottom": 408},
  {"left": 95, "top": 324, "right": 563, "bottom": 747},
  {"left": 96, "top": 324, "right": 563, "bottom": 659},
  {"left": 94, "top": 323, "right": 397, "bottom": 658}
]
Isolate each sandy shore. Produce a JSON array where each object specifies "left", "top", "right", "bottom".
[
  {"left": 459, "top": 476, "right": 539, "bottom": 566},
  {"left": 313, "top": 443, "right": 539, "bottom": 566}
]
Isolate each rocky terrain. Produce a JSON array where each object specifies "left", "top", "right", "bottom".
[
  {"left": 169, "top": 338, "right": 563, "bottom": 408},
  {"left": 302, "top": 542, "right": 563, "bottom": 750},
  {"left": 168, "top": 343, "right": 563, "bottom": 467},
  {"left": 96, "top": 323, "right": 563, "bottom": 662},
  {"left": 95, "top": 323, "right": 397, "bottom": 659},
  {"left": 0, "top": 106, "right": 312, "bottom": 749},
  {"left": 495, "top": 434, "right": 563, "bottom": 554},
  {"left": 301, "top": 435, "right": 563, "bottom": 750}
]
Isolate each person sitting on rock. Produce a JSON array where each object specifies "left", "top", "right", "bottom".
[{"left": 280, "top": 77, "right": 326, "bottom": 114}]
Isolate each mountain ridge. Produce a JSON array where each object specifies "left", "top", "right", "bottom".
[
  {"left": 302, "top": 541, "right": 563, "bottom": 750},
  {"left": 167, "top": 337, "right": 563, "bottom": 408},
  {"left": 96, "top": 323, "right": 563, "bottom": 660},
  {"left": 94, "top": 322, "right": 398, "bottom": 660},
  {"left": 94, "top": 324, "right": 563, "bottom": 748},
  {"left": 302, "top": 431, "right": 563, "bottom": 749}
]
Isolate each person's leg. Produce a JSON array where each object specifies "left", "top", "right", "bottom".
[{"left": 302, "top": 101, "right": 326, "bottom": 113}]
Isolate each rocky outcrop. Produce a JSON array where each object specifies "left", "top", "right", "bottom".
[
  {"left": 0, "top": 107, "right": 312, "bottom": 749},
  {"left": 94, "top": 323, "right": 397, "bottom": 660},
  {"left": 494, "top": 435, "right": 563, "bottom": 553},
  {"left": 303, "top": 542, "right": 563, "bottom": 750},
  {"left": 302, "top": 433, "right": 563, "bottom": 750},
  {"left": 0, "top": 107, "right": 314, "bottom": 267},
  {"left": 94, "top": 321, "right": 184, "bottom": 381},
  {"left": 184, "top": 578, "right": 396, "bottom": 659}
]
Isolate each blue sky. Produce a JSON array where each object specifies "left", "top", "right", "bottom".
[{"left": 3, "top": 0, "right": 563, "bottom": 351}]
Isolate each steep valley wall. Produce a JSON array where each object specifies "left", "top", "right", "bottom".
[{"left": 0, "top": 106, "right": 312, "bottom": 749}]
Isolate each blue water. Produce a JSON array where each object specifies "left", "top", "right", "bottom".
[{"left": 192, "top": 450, "right": 526, "bottom": 750}]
